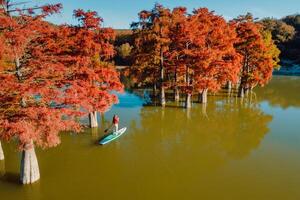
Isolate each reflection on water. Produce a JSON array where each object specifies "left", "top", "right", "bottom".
[
  {"left": 256, "top": 76, "right": 300, "bottom": 108},
  {"left": 136, "top": 98, "right": 272, "bottom": 166},
  {"left": 0, "top": 76, "right": 300, "bottom": 200},
  {"left": 0, "top": 161, "right": 5, "bottom": 177}
]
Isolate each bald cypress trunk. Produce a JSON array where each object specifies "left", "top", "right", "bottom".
[
  {"left": 13, "top": 54, "right": 40, "bottom": 184},
  {"left": 160, "top": 86, "right": 166, "bottom": 107},
  {"left": 160, "top": 48, "right": 166, "bottom": 107},
  {"left": 20, "top": 141, "right": 40, "bottom": 184},
  {"left": 0, "top": 141, "right": 4, "bottom": 161},
  {"left": 226, "top": 81, "right": 232, "bottom": 94},
  {"left": 249, "top": 91, "right": 253, "bottom": 107},
  {"left": 89, "top": 111, "right": 98, "bottom": 128},
  {"left": 236, "top": 81, "right": 240, "bottom": 90},
  {"left": 239, "top": 54, "right": 250, "bottom": 98},
  {"left": 238, "top": 86, "right": 245, "bottom": 98},
  {"left": 185, "top": 93, "right": 192, "bottom": 108},
  {"left": 174, "top": 64, "right": 180, "bottom": 102},
  {"left": 226, "top": 81, "right": 232, "bottom": 90},
  {"left": 245, "top": 87, "right": 249, "bottom": 96},
  {"left": 153, "top": 83, "right": 157, "bottom": 97},
  {"left": 174, "top": 87, "right": 180, "bottom": 102},
  {"left": 185, "top": 66, "right": 192, "bottom": 108},
  {"left": 199, "top": 89, "right": 208, "bottom": 104}
]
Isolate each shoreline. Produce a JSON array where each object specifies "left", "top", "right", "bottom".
[
  {"left": 273, "top": 71, "right": 300, "bottom": 76},
  {"left": 274, "top": 62, "right": 300, "bottom": 76}
]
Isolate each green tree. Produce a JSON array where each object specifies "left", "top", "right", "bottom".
[
  {"left": 281, "top": 15, "right": 300, "bottom": 63},
  {"left": 261, "top": 30, "right": 281, "bottom": 70},
  {"left": 260, "top": 18, "right": 295, "bottom": 44},
  {"left": 117, "top": 43, "right": 133, "bottom": 59},
  {"left": 282, "top": 14, "right": 300, "bottom": 31}
]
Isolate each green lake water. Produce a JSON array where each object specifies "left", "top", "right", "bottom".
[{"left": 0, "top": 75, "right": 300, "bottom": 200}]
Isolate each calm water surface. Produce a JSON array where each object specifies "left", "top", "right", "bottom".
[{"left": 0, "top": 76, "right": 300, "bottom": 200}]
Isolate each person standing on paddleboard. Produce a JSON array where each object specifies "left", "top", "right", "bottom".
[{"left": 105, "top": 115, "right": 119, "bottom": 135}]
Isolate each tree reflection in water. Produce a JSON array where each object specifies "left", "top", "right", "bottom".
[
  {"left": 132, "top": 97, "right": 272, "bottom": 173},
  {"left": 0, "top": 160, "right": 4, "bottom": 177},
  {"left": 255, "top": 76, "right": 300, "bottom": 109}
]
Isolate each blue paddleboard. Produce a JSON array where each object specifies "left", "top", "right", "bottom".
[{"left": 99, "top": 127, "right": 127, "bottom": 145}]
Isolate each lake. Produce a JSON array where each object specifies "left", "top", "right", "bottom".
[{"left": 0, "top": 75, "right": 300, "bottom": 200}]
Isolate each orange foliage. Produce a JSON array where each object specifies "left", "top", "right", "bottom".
[
  {"left": 0, "top": 2, "right": 123, "bottom": 149},
  {"left": 131, "top": 4, "right": 171, "bottom": 88},
  {"left": 233, "top": 14, "right": 279, "bottom": 91},
  {"left": 132, "top": 5, "right": 242, "bottom": 96},
  {"left": 190, "top": 8, "right": 242, "bottom": 93}
]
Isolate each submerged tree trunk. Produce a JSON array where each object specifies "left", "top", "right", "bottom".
[
  {"left": 0, "top": 141, "right": 4, "bottom": 161},
  {"left": 174, "top": 87, "right": 180, "bottom": 102},
  {"left": 235, "top": 76, "right": 241, "bottom": 90},
  {"left": 174, "top": 63, "right": 180, "bottom": 102},
  {"left": 185, "top": 65, "right": 191, "bottom": 108},
  {"left": 160, "top": 48, "right": 166, "bottom": 107},
  {"left": 226, "top": 81, "right": 232, "bottom": 90},
  {"left": 185, "top": 93, "right": 192, "bottom": 108},
  {"left": 20, "top": 141, "right": 40, "bottom": 184},
  {"left": 89, "top": 111, "right": 98, "bottom": 128},
  {"left": 160, "top": 86, "right": 166, "bottom": 107},
  {"left": 153, "top": 83, "right": 157, "bottom": 97},
  {"left": 249, "top": 90, "right": 253, "bottom": 107},
  {"left": 238, "top": 86, "right": 244, "bottom": 98},
  {"left": 244, "top": 87, "right": 249, "bottom": 96},
  {"left": 199, "top": 89, "right": 208, "bottom": 104},
  {"left": 226, "top": 81, "right": 232, "bottom": 93}
]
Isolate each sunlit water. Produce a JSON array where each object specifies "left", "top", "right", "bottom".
[{"left": 0, "top": 76, "right": 300, "bottom": 200}]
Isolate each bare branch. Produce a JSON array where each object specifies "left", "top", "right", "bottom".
[{"left": 8, "top": 1, "right": 31, "bottom": 7}]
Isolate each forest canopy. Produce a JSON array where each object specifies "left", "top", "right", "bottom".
[
  {"left": 114, "top": 14, "right": 300, "bottom": 66},
  {"left": 260, "top": 14, "right": 300, "bottom": 64}
]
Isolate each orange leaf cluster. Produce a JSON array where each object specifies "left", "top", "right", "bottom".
[
  {"left": 233, "top": 14, "right": 280, "bottom": 90},
  {"left": 131, "top": 5, "right": 242, "bottom": 95},
  {"left": 0, "top": 2, "right": 123, "bottom": 149}
]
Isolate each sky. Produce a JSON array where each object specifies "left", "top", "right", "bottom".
[{"left": 14, "top": 0, "right": 300, "bottom": 29}]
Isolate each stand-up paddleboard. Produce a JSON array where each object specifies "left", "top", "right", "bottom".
[{"left": 99, "top": 127, "right": 127, "bottom": 145}]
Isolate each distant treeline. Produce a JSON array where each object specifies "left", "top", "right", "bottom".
[
  {"left": 114, "top": 14, "right": 300, "bottom": 66},
  {"left": 261, "top": 15, "right": 300, "bottom": 64},
  {"left": 113, "top": 29, "right": 134, "bottom": 66}
]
